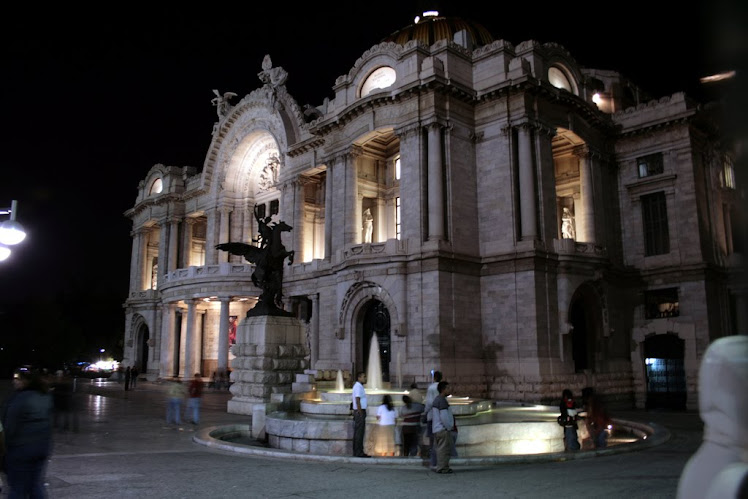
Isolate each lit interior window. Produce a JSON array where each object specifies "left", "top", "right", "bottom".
[
  {"left": 548, "top": 67, "right": 573, "bottom": 93},
  {"left": 396, "top": 197, "right": 401, "bottom": 240},
  {"left": 395, "top": 156, "right": 401, "bottom": 180},
  {"left": 149, "top": 178, "right": 163, "bottom": 195},
  {"left": 361, "top": 67, "right": 397, "bottom": 98}
]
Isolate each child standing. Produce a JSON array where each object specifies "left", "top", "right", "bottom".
[{"left": 373, "top": 394, "right": 397, "bottom": 456}]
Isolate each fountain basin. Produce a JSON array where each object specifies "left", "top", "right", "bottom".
[
  {"left": 304, "top": 391, "right": 491, "bottom": 417},
  {"left": 262, "top": 402, "right": 650, "bottom": 457}
]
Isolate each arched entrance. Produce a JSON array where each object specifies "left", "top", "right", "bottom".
[
  {"left": 137, "top": 327, "right": 149, "bottom": 374},
  {"left": 362, "top": 299, "right": 391, "bottom": 382},
  {"left": 567, "top": 282, "right": 604, "bottom": 373},
  {"left": 643, "top": 333, "right": 686, "bottom": 410},
  {"left": 569, "top": 301, "right": 592, "bottom": 372}
]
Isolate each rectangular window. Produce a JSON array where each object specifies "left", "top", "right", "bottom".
[
  {"left": 269, "top": 199, "right": 279, "bottom": 216},
  {"left": 637, "top": 153, "right": 664, "bottom": 178},
  {"left": 256, "top": 203, "right": 267, "bottom": 220},
  {"left": 644, "top": 287, "right": 679, "bottom": 319},
  {"left": 395, "top": 156, "right": 401, "bottom": 180},
  {"left": 396, "top": 197, "right": 401, "bottom": 240},
  {"left": 641, "top": 191, "right": 670, "bottom": 256},
  {"left": 722, "top": 156, "right": 736, "bottom": 189}
]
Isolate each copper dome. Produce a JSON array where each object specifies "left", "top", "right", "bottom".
[{"left": 382, "top": 14, "right": 495, "bottom": 49}]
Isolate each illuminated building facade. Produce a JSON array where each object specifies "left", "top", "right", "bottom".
[{"left": 122, "top": 13, "right": 743, "bottom": 409}]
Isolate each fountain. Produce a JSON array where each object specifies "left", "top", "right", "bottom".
[
  {"left": 366, "top": 334, "right": 383, "bottom": 391},
  {"left": 206, "top": 218, "right": 659, "bottom": 460},
  {"left": 217, "top": 320, "right": 652, "bottom": 458}
]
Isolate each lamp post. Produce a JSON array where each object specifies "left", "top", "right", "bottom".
[{"left": 0, "top": 200, "right": 27, "bottom": 262}]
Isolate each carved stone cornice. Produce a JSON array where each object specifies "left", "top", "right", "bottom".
[
  {"left": 295, "top": 175, "right": 315, "bottom": 187},
  {"left": 393, "top": 122, "right": 422, "bottom": 140}
]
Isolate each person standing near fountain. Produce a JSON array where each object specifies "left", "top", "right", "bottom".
[
  {"left": 373, "top": 394, "right": 397, "bottom": 456},
  {"left": 559, "top": 389, "right": 580, "bottom": 451},
  {"left": 424, "top": 371, "right": 443, "bottom": 468},
  {"left": 399, "top": 394, "right": 424, "bottom": 457},
  {"left": 431, "top": 381, "right": 456, "bottom": 474},
  {"left": 351, "top": 371, "right": 370, "bottom": 458}
]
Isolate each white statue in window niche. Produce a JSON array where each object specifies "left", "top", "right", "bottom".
[
  {"left": 561, "top": 207, "right": 576, "bottom": 240},
  {"left": 362, "top": 209, "right": 373, "bottom": 243}
]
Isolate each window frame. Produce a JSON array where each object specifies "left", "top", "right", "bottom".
[
  {"left": 637, "top": 153, "right": 664, "bottom": 178},
  {"left": 641, "top": 191, "right": 670, "bottom": 256}
]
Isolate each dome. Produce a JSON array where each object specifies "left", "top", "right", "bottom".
[{"left": 381, "top": 13, "right": 495, "bottom": 50}]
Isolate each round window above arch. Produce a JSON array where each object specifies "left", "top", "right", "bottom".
[
  {"left": 548, "top": 65, "right": 577, "bottom": 94},
  {"left": 360, "top": 66, "right": 397, "bottom": 98}
]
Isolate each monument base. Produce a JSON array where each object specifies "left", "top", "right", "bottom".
[{"left": 226, "top": 314, "right": 309, "bottom": 438}]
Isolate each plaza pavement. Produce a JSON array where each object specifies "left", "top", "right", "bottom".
[{"left": 0, "top": 378, "right": 704, "bottom": 498}]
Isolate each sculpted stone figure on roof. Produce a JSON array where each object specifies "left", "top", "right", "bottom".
[{"left": 258, "top": 54, "right": 288, "bottom": 87}]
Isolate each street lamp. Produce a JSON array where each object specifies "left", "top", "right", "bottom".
[{"left": 0, "top": 200, "right": 27, "bottom": 262}]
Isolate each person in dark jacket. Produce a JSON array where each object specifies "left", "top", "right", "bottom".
[
  {"left": 560, "top": 388, "right": 580, "bottom": 451},
  {"left": 2, "top": 369, "right": 54, "bottom": 497}
]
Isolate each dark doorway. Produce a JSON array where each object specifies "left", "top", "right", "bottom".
[
  {"left": 643, "top": 333, "right": 686, "bottom": 410},
  {"left": 362, "top": 300, "right": 391, "bottom": 382},
  {"left": 570, "top": 301, "right": 592, "bottom": 372},
  {"left": 174, "top": 312, "right": 183, "bottom": 377},
  {"left": 139, "top": 328, "right": 149, "bottom": 375}
]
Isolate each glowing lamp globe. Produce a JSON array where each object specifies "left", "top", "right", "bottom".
[{"left": 0, "top": 219, "right": 26, "bottom": 245}]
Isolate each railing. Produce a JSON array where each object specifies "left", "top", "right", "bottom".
[{"left": 161, "top": 263, "right": 254, "bottom": 286}]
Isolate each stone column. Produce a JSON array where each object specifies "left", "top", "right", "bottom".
[
  {"left": 168, "top": 218, "right": 180, "bottom": 272},
  {"left": 243, "top": 204, "right": 253, "bottom": 244},
  {"left": 376, "top": 197, "right": 386, "bottom": 243},
  {"left": 194, "top": 310, "right": 205, "bottom": 377},
  {"left": 518, "top": 124, "right": 538, "bottom": 240},
  {"left": 324, "top": 163, "right": 334, "bottom": 259},
  {"left": 159, "top": 303, "right": 176, "bottom": 378},
  {"left": 217, "top": 297, "right": 231, "bottom": 373},
  {"left": 157, "top": 223, "right": 169, "bottom": 288},
  {"left": 294, "top": 176, "right": 308, "bottom": 262},
  {"left": 576, "top": 146, "right": 596, "bottom": 243},
  {"left": 310, "top": 294, "right": 320, "bottom": 367},
  {"left": 218, "top": 207, "right": 231, "bottom": 263},
  {"left": 183, "top": 300, "right": 197, "bottom": 378},
  {"left": 182, "top": 218, "right": 194, "bottom": 267},
  {"left": 345, "top": 146, "right": 362, "bottom": 245},
  {"left": 427, "top": 123, "right": 444, "bottom": 241},
  {"left": 205, "top": 208, "right": 218, "bottom": 264},
  {"left": 130, "top": 229, "right": 144, "bottom": 292}
]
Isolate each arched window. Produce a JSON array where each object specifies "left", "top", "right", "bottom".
[{"left": 149, "top": 178, "right": 163, "bottom": 195}]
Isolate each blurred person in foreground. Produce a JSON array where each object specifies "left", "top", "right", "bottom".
[{"left": 2, "top": 369, "right": 54, "bottom": 498}]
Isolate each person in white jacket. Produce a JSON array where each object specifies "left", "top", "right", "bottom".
[{"left": 423, "top": 371, "right": 443, "bottom": 467}]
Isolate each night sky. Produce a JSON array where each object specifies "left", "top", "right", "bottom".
[{"left": 0, "top": 1, "right": 744, "bottom": 365}]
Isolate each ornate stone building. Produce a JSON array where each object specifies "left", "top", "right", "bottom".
[{"left": 122, "top": 13, "right": 744, "bottom": 409}]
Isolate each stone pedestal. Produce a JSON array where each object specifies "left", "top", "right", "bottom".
[{"left": 226, "top": 315, "right": 309, "bottom": 438}]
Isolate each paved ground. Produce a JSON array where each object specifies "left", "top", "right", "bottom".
[{"left": 0, "top": 378, "right": 704, "bottom": 498}]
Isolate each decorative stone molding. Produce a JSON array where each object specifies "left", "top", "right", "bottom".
[{"left": 338, "top": 280, "right": 403, "bottom": 339}]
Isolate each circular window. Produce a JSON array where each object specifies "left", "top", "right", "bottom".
[
  {"left": 360, "top": 67, "right": 396, "bottom": 98},
  {"left": 548, "top": 66, "right": 574, "bottom": 93}
]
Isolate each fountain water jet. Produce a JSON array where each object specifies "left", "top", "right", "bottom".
[{"left": 366, "top": 334, "right": 383, "bottom": 391}]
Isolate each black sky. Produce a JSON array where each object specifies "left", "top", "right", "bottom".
[{"left": 0, "top": 0, "right": 742, "bottom": 309}]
